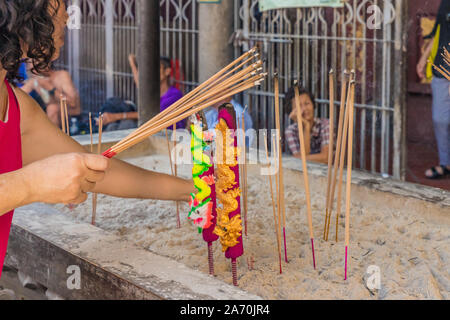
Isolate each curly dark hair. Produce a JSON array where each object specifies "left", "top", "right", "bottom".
[{"left": 0, "top": 0, "right": 60, "bottom": 83}]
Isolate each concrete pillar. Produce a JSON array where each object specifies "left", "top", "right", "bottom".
[
  {"left": 198, "top": 1, "right": 235, "bottom": 83},
  {"left": 138, "top": 0, "right": 160, "bottom": 125}
]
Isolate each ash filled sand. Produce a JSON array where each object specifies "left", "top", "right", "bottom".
[{"left": 53, "top": 154, "right": 450, "bottom": 300}]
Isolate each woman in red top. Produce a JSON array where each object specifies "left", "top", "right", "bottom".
[{"left": 0, "top": 0, "right": 195, "bottom": 278}]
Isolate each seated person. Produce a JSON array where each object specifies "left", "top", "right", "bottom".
[
  {"left": 100, "top": 97, "right": 138, "bottom": 132},
  {"left": 22, "top": 66, "right": 81, "bottom": 128},
  {"left": 116, "top": 54, "right": 184, "bottom": 129},
  {"left": 204, "top": 96, "right": 254, "bottom": 146},
  {"left": 284, "top": 85, "right": 330, "bottom": 164}
]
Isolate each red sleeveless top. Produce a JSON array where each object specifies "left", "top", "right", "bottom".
[{"left": 0, "top": 80, "right": 23, "bottom": 279}]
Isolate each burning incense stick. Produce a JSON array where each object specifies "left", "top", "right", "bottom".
[
  {"left": 263, "top": 131, "right": 283, "bottom": 274},
  {"left": 344, "top": 81, "right": 356, "bottom": 280},
  {"left": 273, "top": 73, "right": 288, "bottom": 263},
  {"left": 92, "top": 113, "right": 103, "bottom": 226},
  {"left": 325, "top": 70, "right": 335, "bottom": 241},
  {"left": 294, "top": 84, "right": 316, "bottom": 269}
]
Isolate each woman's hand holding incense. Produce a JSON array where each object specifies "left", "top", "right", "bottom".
[{"left": 22, "top": 153, "right": 109, "bottom": 205}]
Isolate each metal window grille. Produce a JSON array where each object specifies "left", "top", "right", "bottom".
[{"left": 233, "top": 0, "right": 406, "bottom": 178}]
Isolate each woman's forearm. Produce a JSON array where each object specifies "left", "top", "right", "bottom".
[
  {"left": 94, "top": 158, "right": 196, "bottom": 202},
  {"left": 420, "top": 39, "right": 434, "bottom": 63},
  {"left": 0, "top": 169, "right": 31, "bottom": 217}
]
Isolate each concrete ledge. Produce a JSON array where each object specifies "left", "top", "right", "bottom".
[{"left": 6, "top": 203, "right": 261, "bottom": 300}]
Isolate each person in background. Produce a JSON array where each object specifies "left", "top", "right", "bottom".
[
  {"left": 416, "top": 0, "right": 450, "bottom": 179},
  {"left": 110, "top": 54, "right": 185, "bottom": 129},
  {"left": 284, "top": 85, "right": 330, "bottom": 164},
  {"left": 99, "top": 97, "right": 138, "bottom": 132},
  {"left": 22, "top": 66, "right": 81, "bottom": 129}
]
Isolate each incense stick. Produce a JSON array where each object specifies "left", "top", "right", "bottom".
[
  {"left": 92, "top": 113, "right": 103, "bottom": 226},
  {"left": 173, "top": 124, "right": 181, "bottom": 229},
  {"left": 63, "top": 97, "right": 70, "bottom": 136},
  {"left": 324, "top": 71, "right": 350, "bottom": 241},
  {"left": 294, "top": 84, "right": 316, "bottom": 269},
  {"left": 89, "top": 112, "right": 93, "bottom": 153},
  {"left": 263, "top": 131, "right": 283, "bottom": 274},
  {"left": 273, "top": 73, "right": 288, "bottom": 263},
  {"left": 241, "top": 112, "right": 248, "bottom": 237},
  {"left": 344, "top": 81, "right": 356, "bottom": 280},
  {"left": 325, "top": 70, "right": 335, "bottom": 242},
  {"left": 111, "top": 49, "right": 261, "bottom": 150}
]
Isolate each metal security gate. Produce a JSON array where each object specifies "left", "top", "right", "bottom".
[
  {"left": 233, "top": 0, "right": 407, "bottom": 178},
  {"left": 58, "top": 0, "right": 199, "bottom": 114}
]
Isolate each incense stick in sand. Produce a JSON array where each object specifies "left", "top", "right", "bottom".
[
  {"left": 173, "top": 124, "right": 181, "bottom": 229},
  {"left": 165, "top": 129, "right": 175, "bottom": 175},
  {"left": 273, "top": 73, "right": 288, "bottom": 263},
  {"left": 332, "top": 71, "right": 355, "bottom": 242},
  {"left": 324, "top": 70, "right": 350, "bottom": 241},
  {"left": 263, "top": 131, "right": 283, "bottom": 274},
  {"left": 324, "top": 70, "right": 335, "bottom": 242},
  {"left": 294, "top": 84, "right": 316, "bottom": 269},
  {"left": 241, "top": 112, "right": 248, "bottom": 237},
  {"left": 344, "top": 81, "right": 356, "bottom": 280},
  {"left": 60, "top": 95, "right": 67, "bottom": 134},
  {"left": 102, "top": 48, "right": 265, "bottom": 158},
  {"left": 92, "top": 113, "right": 103, "bottom": 226},
  {"left": 89, "top": 112, "right": 93, "bottom": 153}
]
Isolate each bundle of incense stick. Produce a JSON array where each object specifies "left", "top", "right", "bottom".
[
  {"left": 294, "top": 83, "right": 316, "bottom": 269},
  {"left": 102, "top": 48, "right": 265, "bottom": 159},
  {"left": 273, "top": 73, "right": 288, "bottom": 263},
  {"left": 263, "top": 131, "right": 283, "bottom": 274},
  {"left": 91, "top": 113, "right": 103, "bottom": 226},
  {"left": 60, "top": 95, "right": 70, "bottom": 136},
  {"left": 324, "top": 70, "right": 354, "bottom": 242},
  {"left": 431, "top": 46, "right": 450, "bottom": 80}
]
